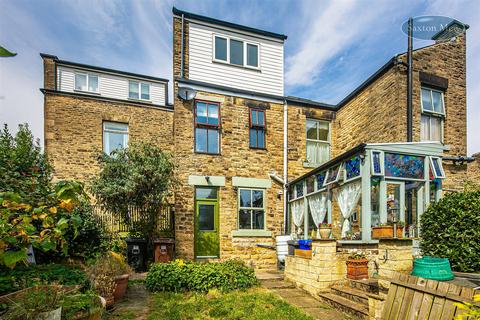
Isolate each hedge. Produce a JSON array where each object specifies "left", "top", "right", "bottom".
[
  {"left": 420, "top": 189, "right": 480, "bottom": 272},
  {"left": 145, "top": 259, "right": 258, "bottom": 293}
]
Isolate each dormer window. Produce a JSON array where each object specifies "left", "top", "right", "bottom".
[
  {"left": 213, "top": 35, "right": 259, "bottom": 69},
  {"left": 129, "top": 81, "right": 150, "bottom": 101},
  {"left": 75, "top": 72, "right": 98, "bottom": 93}
]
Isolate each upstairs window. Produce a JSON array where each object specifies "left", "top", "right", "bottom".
[
  {"left": 306, "top": 119, "right": 330, "bottom": 165},
  {"left": 129, "top": 81, "right": 150, "bottom": 101},
  {"left": 230, "top": 39, "right": 244, "bottom": 66},
  {"left": 249, "top": 109, "right": 266, "bottom": 149},
  {"left": 75, "top": 72, "right": 98, "bottom": 93},
  {"left": 421, "top": 87, "right": 444, "bottom": 142},
  {"left": 421, "top": 87, "right": 444, "bottom": 114},
  {"left": 103, "top": 122, "right": 128, "bottom": 155},
  {"left": 213, "top": 35, "right": 259, "bottom": 69},
  {"left": 195, "top": 101, "right": 220, "bottom": 154}
]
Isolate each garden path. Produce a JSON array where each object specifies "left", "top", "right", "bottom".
[{"left": 257, "top": 270, "right": 352, "bottom": 320}]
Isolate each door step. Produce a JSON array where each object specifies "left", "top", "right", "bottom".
[
  {"left": 331, "top": 285, "right": 369, "bottom": 306},
  {"left": 255, "top": 270, "right": 284, "bottom": 281},
  {"left": 318, "top": 292, "right": 369, "bottom": 319}
]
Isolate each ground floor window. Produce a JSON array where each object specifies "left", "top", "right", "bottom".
[{"left": 238, "top": 188, "right": 265, "bottom": 230}]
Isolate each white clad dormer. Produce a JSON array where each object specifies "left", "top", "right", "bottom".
[
  {"left": 56, "top": 64, "right": 168, "bottom": 106},
  {"left": 175, "top": 7, "right": 286, "bottom": 97}
]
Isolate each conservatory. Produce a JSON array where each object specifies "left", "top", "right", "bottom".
[{"left": 287, "top": 142, "right": 446, "bottom": 242}]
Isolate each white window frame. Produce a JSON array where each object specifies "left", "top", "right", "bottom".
[
  {"left": 306, "top": 119, "right": 331, "bottom": 166},
  {"left": 429, "top": 156, "right": 446, "bottom": 179},
  {"left": 421, "top": 87, "right": 445, "bottom": 116},
  {"left": 212, "top": 34, "right": 261, "bottom": 70},
  {"left": 421, "top": 114, "right": 444, "bottom": 142},
  {"left": 323, "top": 163, "right": 342, "bottom": 187},
  {"left": 74, "top": 72, "right": 99, "bottom": 93},
  {"left": 370, "top": 150, "right": 385, "bottom": 176},
  {"left": 128, "top": 80, "right": 151, "bottom": 101},
  {"left": 237, "top": 188, "right": 266, "bottom": 230},
  {"left": 103, "top": 122, "right": 129, "bottom": 155}
]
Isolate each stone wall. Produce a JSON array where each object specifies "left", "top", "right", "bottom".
[
  {"left": 285, "top": 239, "right": 413, "bottom": 319},
  {"left": 44, "top": 93, "right": 174, "bottom": 182},
  {"left": 172, "top": 91, "right": 286, "bottom": 269},
  {"left": 287, "top": 104, "right": 335, "bottom": 180},
  {"left": 333, "top": 35, "right": 468, "bottom": 190}
]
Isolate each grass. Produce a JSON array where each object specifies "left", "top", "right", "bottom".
[{"left": 146, "top": 288, "right": 313, "bottom": 320}]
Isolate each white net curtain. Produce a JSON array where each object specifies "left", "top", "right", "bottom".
[
  {"left": 334, "top": 180, "right": 362, "bottom": 238},
  {"left": 291, "top": 200, "right": 304, "bottom": 230},
  {"left": 307, "top": 192, "right": 327, "bottom": 227}
]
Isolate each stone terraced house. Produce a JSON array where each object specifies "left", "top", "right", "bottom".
[{"left": 41, "top": 7, "right": 478, "bottom": 270}]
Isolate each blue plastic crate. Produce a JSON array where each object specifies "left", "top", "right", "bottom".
[{"left": 298, "top": 239, "right": 312, "bottom": 250}]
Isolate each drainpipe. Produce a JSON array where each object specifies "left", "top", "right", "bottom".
[
  {"left": 180, "top": 13, "right": 185, "bottom": 79},
  {"left": 406, "top": 18, "right": 414, "bottom": 225},
  {"left": 283, "top": 99, "right": 289, "bottom": 235},
  {"left": 407, "top": 17, "right": 413, "bottom": 142}
]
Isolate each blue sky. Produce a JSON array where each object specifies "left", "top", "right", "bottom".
[{"left": 1, "top": 0, "right": 479, "bottom": 154}]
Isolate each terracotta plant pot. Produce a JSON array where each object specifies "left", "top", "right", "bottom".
[
  {"left": 113, "top": 274, "right": 129, "bottom": 302},
  {"left": 372, "top": 226, "right": 403, "bottom": 239},
  {"left": 346, "top": 258, "right": 369, "bottom": 280},
  {"left": 319, "top": 227, "right": 332, "bottom": 239}
]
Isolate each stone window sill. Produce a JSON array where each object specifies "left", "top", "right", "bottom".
[{"left": 232, "top": 230, "right": 272, "bottom": 237}]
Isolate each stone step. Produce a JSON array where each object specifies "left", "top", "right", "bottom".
[
  {"left": 318, "top": 292, "right": 368, "bottom": 319},
  {"left": 260, "top": 279, "right": 295, "bottom": 289},
  {"left": 255, "top": 270, "right": 285, "bottom": 281},
  {"left": 331, "top": 286, "right": 369, "bottom": 306},
  {"left": 348, "top": 278, "right": 380, "bottom": 294}
]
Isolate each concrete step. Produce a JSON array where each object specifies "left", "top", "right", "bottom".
[
  {"left": 348, "top": 278, "right": 380, "bottom": 294},
  {"left": 318, "top": 292, "right": 368, "bottom": 319},
  {"left": 331, "top": 286, "right": 369, "bottom": 306},
  {"left": 260, "top": 279, "right": 295, "bottom": 289}
]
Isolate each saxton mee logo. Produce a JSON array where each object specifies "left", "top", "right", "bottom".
[{"left": 401, "top": 16, "right": 467, "bottom": 40}]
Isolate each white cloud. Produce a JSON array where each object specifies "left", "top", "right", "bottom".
[{"left": 284, "top": 0, "right": 405, "bottom": 87}]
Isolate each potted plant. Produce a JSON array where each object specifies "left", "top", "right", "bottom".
[
  {"left": 346, "top": 252, "right": 369, "bottom": 280},
  {"left": 372, "top": 222, "right": 404, "bottom": 238},
  {"left": 318, "top": 223, "right": 333, "bottom": 239}
]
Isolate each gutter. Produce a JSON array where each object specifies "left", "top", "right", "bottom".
[{"left": 443, "top": 156, "right": 475, "bottom": 165}]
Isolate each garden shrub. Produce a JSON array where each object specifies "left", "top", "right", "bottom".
[
  {"left": 145, "top": 259, "right": 257, "bottom": 293},
  {"left": 0, "top": 264, "right": 89, "bottom": 295},
  {"left": 420, "top": 189, "right": 480, "bottom": 272}
]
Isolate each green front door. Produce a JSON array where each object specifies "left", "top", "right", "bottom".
[{"left": 195, "top": 188, "right": 219, "bottom": 258}]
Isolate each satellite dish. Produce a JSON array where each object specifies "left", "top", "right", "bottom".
[{"left": 178, "top": 87, "right": 197, "bottom": 100}]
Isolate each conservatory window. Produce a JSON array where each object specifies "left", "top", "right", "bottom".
[
  {"left": 429, "top": 157, "right": 445, "bottom": 179},
  {"left": 370, "top": 150, "right": 385, "bottom": 176},
  {"left": 344, "top": 155, "right": 361, "bottom": 182},
  {"left": 306, "top": 119, "right": 330, "bottom": 165},
  {"left": 384, "top": 153, "right": 425, "bottom": 180},
  {"left": 324, "top": 164, "right": 342, "bottom": 186}
]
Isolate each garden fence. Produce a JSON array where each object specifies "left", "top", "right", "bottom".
[{"left": 92, "top": 203, "right": 175, "bottom": 237}]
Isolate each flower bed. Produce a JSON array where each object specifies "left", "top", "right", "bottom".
[{"left": 145, "top": 259, "right": 258, "bottom": 293}]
